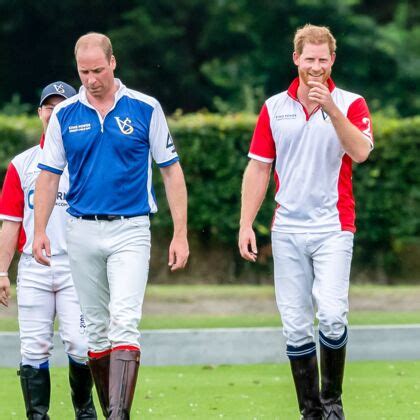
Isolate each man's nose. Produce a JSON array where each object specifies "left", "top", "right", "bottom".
[
  {"left": 312, "top": 61, "right": 321, "bottom": 71},
  {"left": 88, "top": 75, "right": 96, "bottom": 85}
]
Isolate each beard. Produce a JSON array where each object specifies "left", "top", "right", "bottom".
[{"left": 299, "top": 67, "right": 331, "bottom": 86}]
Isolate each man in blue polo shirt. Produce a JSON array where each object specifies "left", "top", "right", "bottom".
[{"left": 33, "top": 32, "right": 189, "bottom": 419}]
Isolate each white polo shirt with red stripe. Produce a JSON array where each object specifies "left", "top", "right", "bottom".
[
  {"left": 0, "top": 135, "right": 69, "bottom": 255},
  {"left": 249, "top": 78, "right": 373, "bottom": 233}
]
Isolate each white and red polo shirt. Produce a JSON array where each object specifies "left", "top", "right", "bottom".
[
  {"left": 249, "top": 77, "right": 373, "bottom": 233},
  {"left": 0, "top": 135, "right": 70, "bottom": 255}
]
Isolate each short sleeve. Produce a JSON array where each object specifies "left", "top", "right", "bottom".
[
  {"left": 248, "top": 103, "right": 276, "bottom": 163},
  {"left": 149, "top": 102, "right": 179, "bottom": 167},
  {"left": 0, "top": 162, "right": 24, "bottom": 221},
  {"left": 347, "top": 97, "right": 374, "bottom": 148},
  {"left": 38, "top": 111, "right": 66, "bottom": 174}
]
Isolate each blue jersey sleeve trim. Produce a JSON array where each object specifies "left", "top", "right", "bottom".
[
  {"left": 157, "top": 156, "right": 180, "bottom": 168},
  {"left": 38, "top": 163, "right": 64, "bottom": 175}
]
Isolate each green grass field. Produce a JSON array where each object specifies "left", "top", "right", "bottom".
[
  {"left": 1, "top": 361, "right": 419, "bottom": 419},
  {"left": 0, "top": 284, "right": 419, "bottom": 331},
  {"left": 1, "top": 311, "right": 419, "bottom": 332}
]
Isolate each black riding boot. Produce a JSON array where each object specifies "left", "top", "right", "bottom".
[
  {"left": 69, "top": 360, "right": 98, "bottom": 419},
  {"left": 18, "top": 364, "right": 50, "bottom": 419},
  {"left": 320, "top": 342, "right": 346, "bottom": 420},
  {"left": 290, "top": 355, "right": 322, "bottom": 419}
]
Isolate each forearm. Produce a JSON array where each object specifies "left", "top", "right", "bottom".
[
  {"left": 34, "top": 170, "right": 60, "bottom": 235},
  {"left": 0, "top": 221, "right": 20, "bottom": 272},
  {"left": 240, "top": 159, "right": 271, "bottom": 229},
  {"left": 160, "top": 162, "right": 188, "bottom": 236},
  {"left": 328, "top": 106, "right": 371, "bottom": 163}
]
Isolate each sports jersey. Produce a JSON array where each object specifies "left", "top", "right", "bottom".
[
  {"left": 39, "top": 79, "right": 178, "bottom": 217},
  {"left": 249, "top": 77, "right": 373, "bottom": 233},
  {"left": 0, "top": 136, "right": 70, "bottom": 254}
]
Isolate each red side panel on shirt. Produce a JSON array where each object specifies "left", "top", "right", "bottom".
[
  {"left": 337, "top": 97, "right": 373, "bottom": 233},
  {"left": 0, "top": 162, "right": 26, "bottom": 251},
  {"left": 337, "top": 154, "right": 356, "bottom": 233},
  {"left": 249, "top": 104, "right": 276, "bottom": 160},
  {"left": 347, "top": 97, "right": 374, "bottom": 143}
]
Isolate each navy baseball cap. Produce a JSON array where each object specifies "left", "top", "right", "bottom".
[{"left": 39, "top": 81, "right": 77, "bottom": 106}]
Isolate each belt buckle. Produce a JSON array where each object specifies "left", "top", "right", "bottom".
[{"left": 106, "top": 215, "right": 119, "bottom": 221}]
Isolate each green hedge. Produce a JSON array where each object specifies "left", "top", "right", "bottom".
[
  {"left": 351, "top": 115, "right": 420, "bottom": 281},
  {"left": 0, "top": 114, "right": 41, "bottom": 175},
  {"left": 164, "top": 113, "right": 420, "bottom": 282},
  {"left": 1, "top": 113, "right": 419, "bottom": 282}
]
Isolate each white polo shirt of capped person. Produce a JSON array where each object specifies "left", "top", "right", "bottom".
[{"left": 0, "top": 135, "right": 70, "bottom": 255}]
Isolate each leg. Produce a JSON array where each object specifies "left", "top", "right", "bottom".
[
  {"left": 312, "top": 231, "right": 353, "bottom": 420},
  {"left": 108, "top": 348, "right": 140, "bottom": 420},
  {"left": 66, "top": 218, "right": 111, "bottom": 352},
  {"left": 53, "top": 256, "right": 96, "bottom": 419},
  {"left": 271, "top": 232, "right": 322, "bottom": 419},
  {"left": 68, "top": 358, "right": 97, "bottom": 419},
  {"left": 106, "top": 216, "right": 151, "bottom": 418},
  {"left": 19, "top": 362, "right": 51, "bottom": 420},
  {"left": 66, "top": 218, "right": 112, "bottom": 415},
  {"left": 88, "top": 350, "right": 111, "bottom": 418},
  {"left": 319, "top": 330, "right": 347, "bottom": 420},
  {"left": 290, "top": 355, "right": 322, "bottom": 420},
  {"left": 17, "top": 256, "right": 55, "bottom": 419}
]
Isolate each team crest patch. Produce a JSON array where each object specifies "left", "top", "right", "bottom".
[
  {"left": 115, "top": 117, "right": 134, "bottom": 135},
  {"left": 54, "top": 84, "right": 65, "bottom": 94}
]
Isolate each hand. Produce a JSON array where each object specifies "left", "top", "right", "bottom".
[
  {"left": 168, "top": 234, "right": 189, "bottom": 271},
  {"left": 238, "top": 226, "right": 258, "bottom": 262},
  {"left": 307, "top": 81, "right": 336, "bottom": 115},
  {"left": 32, "top": 232, "right": 51, "bottom": 266},
  {"left": 0, "top": 276, "right": 11, "bottom": 307}
]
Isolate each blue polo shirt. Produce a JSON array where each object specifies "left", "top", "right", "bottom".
[{"left": 39, "top": 80, "right": 179, "bottom": 217}]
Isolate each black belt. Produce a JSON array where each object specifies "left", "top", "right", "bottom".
[{"left": 79, "top": 214, "right": 147, "bottom": 221}]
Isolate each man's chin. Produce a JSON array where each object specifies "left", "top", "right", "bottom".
[{"left": 88, "top": 89, "right": 102, "bottom": 97}]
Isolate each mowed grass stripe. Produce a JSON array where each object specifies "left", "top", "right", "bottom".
[{"left": 0, "top": 311, "right": 419, "bottom": 332}]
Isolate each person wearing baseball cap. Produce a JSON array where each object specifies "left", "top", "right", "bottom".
[
  {"left": 39, "top": 81, "right": 77, "bottom": 106},
  {"left": 0, "top": 81, "right": 97, "bottom": 419}
]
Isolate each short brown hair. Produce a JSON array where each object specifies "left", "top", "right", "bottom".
[
  {"left": 294, "top": 24, "right": 336, "bottom": 55},
  {"left": 74, "top": 32, "right": 113, "bottom": 61}
]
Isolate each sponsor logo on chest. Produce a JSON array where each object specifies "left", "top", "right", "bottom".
[
  {"left": 27, "top": 190, "right": 68, "bottom": 209},
  {"left": 275, "top": 113, "right": 297, "bottom": 121},
  {"left": 69, "top": 123, "right": 91, "bottom": 133}
]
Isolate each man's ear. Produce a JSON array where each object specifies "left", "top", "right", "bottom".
[
  {"left": 292, "top": 51, "right": 300, "bottom": 67},
  {"left": 110, "top": 55, "right": 117, "bottom": 71}
]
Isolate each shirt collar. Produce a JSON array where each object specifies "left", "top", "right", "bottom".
[
  {"left": 40, "top": 133, "right": 45, "bottom": 149},
  {"left": 78, "top": 78, "right": 126, "bottom": 107},
  {"left": 287, "top": 77, "right": 336, "bottom": 100}
]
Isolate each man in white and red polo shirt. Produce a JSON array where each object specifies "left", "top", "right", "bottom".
[
  {"left": 0, "top": 82, "right": 96, "bottom": 419},
  {"left": 239, "top": 24, "right": 373, "bottom": 419}
]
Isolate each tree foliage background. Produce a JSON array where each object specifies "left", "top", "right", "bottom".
[
  {"left": 0, "top": 0, "right": 418, "bottom": 282},
  {"left": 0, "top": 0, "right": 418, "bottom": 116}
]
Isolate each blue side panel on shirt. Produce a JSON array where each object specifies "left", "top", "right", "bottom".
[{"left": 56, "top": 96, "right": 155, "bottom": 216}]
